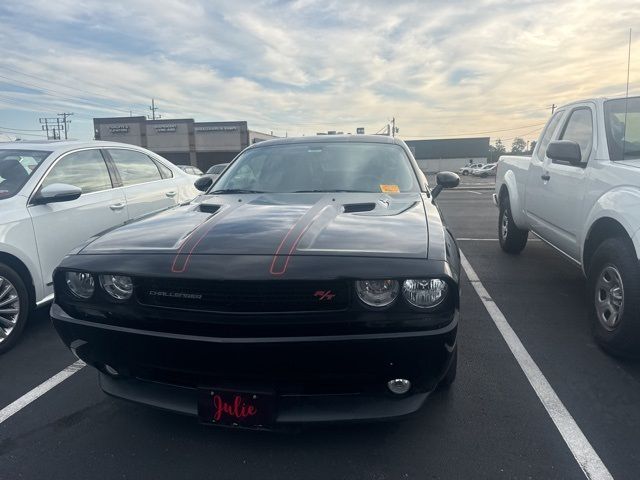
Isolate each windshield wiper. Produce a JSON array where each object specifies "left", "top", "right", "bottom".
[
  {"left": 209, "top": 189, "right": 266, "bottom": 194},
  {"left": 292, "top": 189, "right": 370, "bottom": 193}
]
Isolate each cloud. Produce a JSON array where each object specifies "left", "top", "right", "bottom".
[{"left": 0, "top": 0, "right": 639, "bottom": 143}]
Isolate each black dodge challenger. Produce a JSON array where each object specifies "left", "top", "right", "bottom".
[{"left": 51, "top": 135, "right": 461, "bottom": 429}]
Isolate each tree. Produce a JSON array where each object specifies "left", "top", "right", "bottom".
[
  {"left": 511, "top": 137, "right": 526, "bottom": 153},
  {"left": 529, "top": 140, "right": 537, "bottom": 153},
  {"left": 494, "top": 138, "right": 505, "bottom": 154}
]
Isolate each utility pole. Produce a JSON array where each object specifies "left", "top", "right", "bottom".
[
  {"left": 550, "top": 104, "right": 557, "bottom": 114},
  {"left": 149, "top": 98, "right": 160, "bottom": 120},
  {"left": 39, "top": 117, "right": 64, "bottom": 140},
  {"left": 57, "top": 112, "right": 73, "bottom": 139},
  {"left": 391, "top": 117, "right": 395, "bottom": 137}
]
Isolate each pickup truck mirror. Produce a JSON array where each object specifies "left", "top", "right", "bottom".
[
  {"left": 432, "top": 171, "right": 460, "bottom": 199},
  {"left": 194, "top": 175, "right": 214, "bottom": 192},
  {"left": 546, "top": 140, "right": 582, "bottom": 165},
  {"left": 32, "top": 183, "right": 82, "bottom": 205}
]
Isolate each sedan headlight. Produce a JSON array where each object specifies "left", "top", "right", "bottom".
[
  {"left": 100, "top": 275, "right": 133, "bottom": 300},
  {"left": 355, "top": 279, "right": 399, "bottom": 308},
  {"left": 402, "top": 279, "right": 448, "bottom": 308},
  {"left": 65, "top": 272, "right": 95, "bottom": 299}
]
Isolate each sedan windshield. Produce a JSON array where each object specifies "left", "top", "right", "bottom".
[
  {"left": 604, "top": 97, "right": 640, "bottom": 160},
  {"left": 0, "top": 149, "right": 51, "bottom": 199},
  {"left": 212, "top": 142, "right": 419, "bottom": 194}
]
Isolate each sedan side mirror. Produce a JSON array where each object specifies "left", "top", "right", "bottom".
[
  {"left": 431, "top": 171, "right": 460, "bottom": 199},
  {"left": 546, "top": 140, "right": 582, "bottom": 165},
  {"left": 194, "top": 175, "right": 214, "bottom": 192},
  {"left": 32, "top": 183, "right": 82, "bottom": 205}
]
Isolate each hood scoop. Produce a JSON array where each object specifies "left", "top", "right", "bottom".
[
  {"left": 342, "top": 202, "right": 376, "bottom": 213},
  {"left": 199, "top": 204, "right": 221, "bottom": 214}
]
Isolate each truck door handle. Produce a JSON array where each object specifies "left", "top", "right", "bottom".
[
  {"left": 541, "top": 174, "right": 551, "bottom": 181},
  {"left": 109, "top": 202, "right": 126, "bottom": 211},
  {"left": 165, "top": 191, "right": 177, "bottom": 197}
]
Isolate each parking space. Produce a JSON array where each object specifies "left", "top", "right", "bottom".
[{"left": 1, "top": 189, "right": 638, "bottom": 479}]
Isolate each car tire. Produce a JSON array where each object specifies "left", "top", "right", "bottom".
[
  {"left": 462, "top": 171, "right": 469, "bottom": 176},
  {"left": 0, "top": 263, "right": 29, "bottom": 355},
  {"left": 498, "top": 197, "right": 528, "bottom": 254},
  {"left": 438, "top": 347, "right": 457, "bottom": 390},
  {"left": 588, "top": 237, "right": 640, "bottom": 358}
]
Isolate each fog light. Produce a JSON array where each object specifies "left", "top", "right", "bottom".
[
  {"left": 104, "top": 364, "right": 119, "bottom": 377},
  {"left": 387, "top": 378, "right": 411, "bottom": 395}
]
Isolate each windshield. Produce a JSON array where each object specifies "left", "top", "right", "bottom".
[
  {"left": 212, "top": 142, "right": 419, "bottom": 194},
  {"left": 0, "top": 149, "right": 51, "bottom": 199},
  {"left": 604, "top": 97, "right": 640, "bottom": 160},
  {"left": 207, "top": 163, "right": 228, "bottom": 174}
]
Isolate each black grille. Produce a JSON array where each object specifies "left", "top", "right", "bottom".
[{"left": 136, "top": 278, "right": 350, "bottom": 313}]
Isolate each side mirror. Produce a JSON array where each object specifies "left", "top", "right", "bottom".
[
  {"left": 32, "top": 183, "right": 82, "bottom": 205},
  {"left": 546, "top": 140, "right": 581, "bottom": 165},
  {"left": 431, "top": 171, "right": 460, "bottom": 199},
  {"left": 194, "top": 175, "right": 214, "bottom": 192}
]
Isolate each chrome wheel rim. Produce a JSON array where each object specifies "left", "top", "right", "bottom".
[
  {"left": 0, "top": 276, "right": 20, "bottom": 343},
  {"left": 595, "top": 265, "right": 624, "bottom": 331},
  {"left": 501, "top": 209, "right": 509, "bottom": 241}
]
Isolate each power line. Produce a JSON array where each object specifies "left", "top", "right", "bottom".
[
  {"left": 400, "top": 122, "right": 546, "bottom": 139},
  {"left": 0, "top": 125, "right": 45, "bottom": 132},
  {"left": 57, "top": 112, "right": 73, "bottom": 139}
]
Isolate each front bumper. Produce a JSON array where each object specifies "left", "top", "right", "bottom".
[{"left": 51, "top": 303, "right": 457, "bottom": 424}]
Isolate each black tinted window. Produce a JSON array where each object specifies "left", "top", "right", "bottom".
[
  {"left": 108, "top": 149, "right": 163, "bottom": 186},
  {"left": 41, "top": 150, "right": 112, "bottom": 194},
  {"left": 560, "top": 108, "right": 593, "bottom": 161}
]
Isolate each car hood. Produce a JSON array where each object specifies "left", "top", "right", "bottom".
[{"left": 80, "top": 192, "right": 429, "bottom": 260}]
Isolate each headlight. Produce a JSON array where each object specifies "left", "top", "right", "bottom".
[
  {"left": 402, "top": 279, "right": 448, "bottom": 308},
  {"left": 65, "top": 272, "right": 95, "bottom": 299},
  {"left": 355, "top": 279, "right": 399, "bottom": 308},
  {"left": 100, "top": 275, "right": 133, "bottom": 300}
]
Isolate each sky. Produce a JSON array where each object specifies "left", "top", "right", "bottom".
[{"left": 0, "top": 0, "right": 638, "bottom": 148}]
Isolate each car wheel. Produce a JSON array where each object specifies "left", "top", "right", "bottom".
[
  {"left": 588, "top": 237, "right": 640, "bottom": 358},
  {"left": 0, "top": 263, "right": 29, "bottom": 354},
  {"left": 462, "top": 171, "right": 469, "bottom": 176},
  {"left": 438, "top": 347, "right": 457, "bottom": 390},
  {"left": 498, "top": 197, "right": 528, "bottom": 254}
]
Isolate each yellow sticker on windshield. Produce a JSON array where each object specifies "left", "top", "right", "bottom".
[{"left": 380, "top": 184, "right": 400, "bottom": 193}]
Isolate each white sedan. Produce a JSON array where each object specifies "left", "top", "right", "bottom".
[{"left": 0, "top": 140, "right": 199, "bottom": 353}]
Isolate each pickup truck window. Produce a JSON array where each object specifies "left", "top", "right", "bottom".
[
  {"left": 537, "top": 111, "right": 563, "bottom": 160},
  {"left": 604, "top": 97, "right": 640, "bottom": 160},
  {"left": 560, "top": 108, "right": 593, "bottom": 162}
]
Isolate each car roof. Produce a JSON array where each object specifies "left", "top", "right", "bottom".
[
  {"left": 0, "top": 140, "right": 153, "bottom": 155},
  {"left": 247, "top": 134, "right": 403, "bottom": 150}
]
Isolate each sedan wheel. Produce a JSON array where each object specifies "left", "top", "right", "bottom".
[
  {"left": 0, "top": 275, "right": 20, "bottom": 340},
  {"left": 0, "top": 263, "right": 29, "bottom": 354}
]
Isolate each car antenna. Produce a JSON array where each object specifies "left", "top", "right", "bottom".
[{"left": 623, "top": 28, "right": 632, "bottom": 160}]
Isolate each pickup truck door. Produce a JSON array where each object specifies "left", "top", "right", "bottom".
[{"left": 526, "top": 105, "right": 594, "bottom": 261}]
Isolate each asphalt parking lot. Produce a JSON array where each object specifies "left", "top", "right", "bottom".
[{"left": 2, "top": 189, "right": 639, "bottom": 479}]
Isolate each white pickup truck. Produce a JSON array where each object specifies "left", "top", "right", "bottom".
[{"left": 494, "top": 96, "right": 640, "bottom": 356}]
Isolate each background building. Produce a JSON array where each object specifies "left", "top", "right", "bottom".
[
  {"left": 405, "top": 137, "right": 490, "bottom": 173},
  {"left": 94, "top": 116, "right": 276, "bottom": 171}
]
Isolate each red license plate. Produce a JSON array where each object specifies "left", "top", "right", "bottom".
[{"left": 197, "top": 388, "right": 276, "bottom": 428}]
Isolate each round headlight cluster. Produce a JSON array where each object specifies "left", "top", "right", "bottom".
[
  {"left": 65, "top": 272, "right": 95, "bottom": 299},
  {"left": 355, "top": 279, "right": 399, "bottom": 308},
  {"left": 100, "top": 275, "right": 134, "bottom": 300},
  {"left": 402, "top": 279, "right": 448, "bottom": 308}
]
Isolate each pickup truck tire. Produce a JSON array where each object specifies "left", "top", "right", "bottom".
[
  {"left": 0, "top": 263, "right": 29, "bottom": 355},
  {"left": 588, "top": 237, "right": 640, "bottom": 358},
  {"left": 498, "top": 197, "right": 528, "bottom": 254}
]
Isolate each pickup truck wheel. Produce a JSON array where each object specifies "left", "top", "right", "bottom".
[
  {"left": 588, "top": 237, "right": 640, "bottom": 358},
  {"left": 0, "top": 263, "right": 29, "bottom": 355},
  {"left": 498, "top": 198, "right": 528, "bottom": 254}
]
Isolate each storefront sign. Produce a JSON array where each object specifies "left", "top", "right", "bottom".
[
  {"left": 108, "top": 125, "right": 129, "bottom": 134},
  {"left": 154, "top": 125, "right": 178, "bottom": 133},
  {"left": 195, "top": 126, "right": 238, "bottom": 133}
]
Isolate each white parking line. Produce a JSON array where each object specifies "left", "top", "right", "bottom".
[
  {"left": 0, "top": 360, "right": 85, "bottom": 425},
  {"left": 460, "top": 251, "right": 612, "bottom": 480}
]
